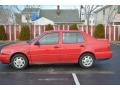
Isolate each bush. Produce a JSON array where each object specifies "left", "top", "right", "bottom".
[
  {"left": 94, "top": 24, "right": 105, "bottom": 39},
  {"left": 69, "top": 24, "right": 78, "bottom": 30},
  {"left": 0, "top": 25, "right": 7, "bottom": 40},
  {"left": 19, "top": 25, "right": 30, "bottom": 40},
  {"left": 45, "top": 24, "right": 54, "bottom": 31}
]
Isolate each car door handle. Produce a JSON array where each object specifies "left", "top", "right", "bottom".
[
  {"left": 80, "top": 45, "right": 85, "bottom": 47},
  {"left": 54, "top": 46, "right": 60, "bottom": 48}
]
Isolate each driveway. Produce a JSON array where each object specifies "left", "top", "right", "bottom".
[{"left": 0, "top": 43, "right": 120, "bottom": 85}]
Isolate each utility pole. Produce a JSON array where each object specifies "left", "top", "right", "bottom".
[{"left": 79, "top": 5, "right": 83, "bottom": 22}]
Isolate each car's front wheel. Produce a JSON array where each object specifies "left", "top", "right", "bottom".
[
  {"left": 79, "top": 53, "right": 95, "bottom": 68},
  {"left": 10, "top": 54, "right": 28, "bottom": 70}
]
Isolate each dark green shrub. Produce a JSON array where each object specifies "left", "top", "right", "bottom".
[
  {"left": 69, "top": 24, "right": 78, "bottom": 30},
  {"left": 0, "top": 25, "right": 7, "bottom": 40},
  {"left": 94, "top": 24, "right": 105, "bottom": 39},
  {"left": 45, "top": 24, "right": 53, "bottom": 31},
  {"left": 19, "top": 25, "right": 30, "bottom": 40}
]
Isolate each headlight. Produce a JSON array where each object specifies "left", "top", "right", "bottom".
[
  {"left": 0, "top": 47, "right": 5, "bottom": 54},
  {"left": 0, "top": 49, "right": 3, "bottom": 54},
  {"left": 0, "top": 45, "right": 5, "bottom": 54}
]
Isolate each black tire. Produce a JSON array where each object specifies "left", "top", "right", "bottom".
[
  {"left": 79, "top": 53, "right": 95, "bottom": 68},
  {"left": 10, "top": 54, "right": 28, "bottom": 70}
]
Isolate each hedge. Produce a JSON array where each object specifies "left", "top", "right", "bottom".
[
  {"left": 0, "top": 25, "right": 7, "bottom": 40},
  {"left": 69, "top": 24, "right": 78, "bottom": 30},
  {"left": 19, "top": 25, "right": 30, "bottom": 40},
  {"left": 94, "top": 24, "right": 105, "bottom": 39},
  {"left": 45, "top": 24, "right": 54, "bottom": 31}
]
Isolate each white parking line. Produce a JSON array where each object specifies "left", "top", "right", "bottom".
[
  {"left": 38, "top": 78, "right": 68, "bottom": 81},
  {"left": 72, "top": 73, "right": 80, "bottom": 85}
]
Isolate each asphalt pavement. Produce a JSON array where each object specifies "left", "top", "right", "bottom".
[{"left": 0, "top": 43, "right": 120, "bottom": 85}]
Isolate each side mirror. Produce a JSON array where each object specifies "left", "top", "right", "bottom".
[{"left": 34, "top": 41, "right": 40, "bottom": 45}]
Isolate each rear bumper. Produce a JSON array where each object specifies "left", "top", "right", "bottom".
[
  {"left": 0, "top": 54, "right": 10, "bottom": 64},
  {"left": 95, "top": 51, "right": 112, "bottom": 60}
]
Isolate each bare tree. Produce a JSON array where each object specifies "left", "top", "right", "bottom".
[
  {"left": 0, "top": 5, "right": 21, "bottom": 24},
  {"left": 105, "top": 6, "right": 118, "bottom": 25},
  {"left": 82, "top": 5, "right": 100, "bottom": 26},
  {"left": 79, "top": 5, "right": 83, "bottom": 22}
]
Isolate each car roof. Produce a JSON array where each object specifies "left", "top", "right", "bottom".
[{"left": 44, "top": 30, "right": 82, "bottom": 33}]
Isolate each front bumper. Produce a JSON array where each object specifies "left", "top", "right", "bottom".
[{"left": 0, "top": 54, "right": 10, "bottom": 64}]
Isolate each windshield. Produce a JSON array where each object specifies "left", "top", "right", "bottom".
[{"left": 26, "top": 33, "right": 44, "bottom": 44}]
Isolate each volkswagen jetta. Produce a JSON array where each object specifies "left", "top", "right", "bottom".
[{"left": 0, "top": 31, "right": 112, "bottom": 69}]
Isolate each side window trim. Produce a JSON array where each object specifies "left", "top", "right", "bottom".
[{"left": 62, "top": 32, "right": 85, "bottom": 44}]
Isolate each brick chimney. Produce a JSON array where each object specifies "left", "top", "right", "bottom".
[{"left": 56, "top": 5, "right": 60, "bottom": 15}]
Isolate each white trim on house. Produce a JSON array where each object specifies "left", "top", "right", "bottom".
[
  {"left": 109, "top": 26, "right": 111, "bottom": 41},
  {"left": 44, "top": 25, "right": 46, "bottom": 32},
  {"left": 14, "top": 25, "right": 16, "bottom": 41},
  {"left": 33, "top": 25, "right": 36, "bottom": 38},
  {"left": 91, "top": 25, "right": 93, "bottom": 36},
  {"left": 114, "top": 26, "right": 116, "bottom": 41},
  {"left": 82, "top": 26, "right": 84, "bottom": 32},
  {"left": 9, "top": 25, "right": 11, "bottom": 41},
  {"left": 38, "top": 25, "right": 41, "bottom": 35},
  {"left": 105, "top": 25, "right": 107, "bottom": 39}
]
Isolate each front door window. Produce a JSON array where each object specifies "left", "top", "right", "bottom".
[{"left": 38, "top": 33, "right": 59, "bottom": 45}]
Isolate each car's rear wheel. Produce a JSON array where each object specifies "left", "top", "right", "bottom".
[
  {"left": 10, "top": 54, "right": 28, "bottom": 70},
  {"left": 79, "top": 53, "right": 95, "bottom": 68}
]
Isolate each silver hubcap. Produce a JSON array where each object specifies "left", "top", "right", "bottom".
[
  {"left": 13, "top": 57, "right": 25, "bottom": 68},
  {"left": 82, "top": 55, "right": 93, "bottom": 67}
]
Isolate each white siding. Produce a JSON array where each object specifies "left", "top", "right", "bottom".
[
  {"left": 22, "top": 14, "right": 32, "bottom": 23},
  {"left": 94, "top": 6, "right": 120, "bottom": 25}
]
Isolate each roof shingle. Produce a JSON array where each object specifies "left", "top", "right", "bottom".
[
  {"left": 40, "top": 9, "right": 80, "bottom": 23},
  {"left": 22, "top": 8, "right": 80, "bottom": 23}
]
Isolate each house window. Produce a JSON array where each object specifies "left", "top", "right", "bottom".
[
  {"left": 103, "top": 9, "right": 105, "bottom": 15},
  {"left": 114, "top": 22, "right": 120, "bottom": 25},
  {"left": 118, "top": 6, "right": 120, "bottom": 14},
  {"left": 25, "top": 14, "right": 31, "bottom": 21}
]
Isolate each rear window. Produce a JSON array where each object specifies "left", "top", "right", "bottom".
[{"left": 62, "top": 32, "right": 84, "bottom": 44}]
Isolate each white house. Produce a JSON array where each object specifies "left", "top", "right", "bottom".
[
  {"left": 84, "top": 15, "right": 95, "bottom": 25},
  {"left": 21, "top": 8, "right": 40, "bottom": 23},
  {"left": 0, "top": 9, "right": 16, "bottom": 24},
  {"left": 94, "top": 5, "right": 120, "bottom": 25}
]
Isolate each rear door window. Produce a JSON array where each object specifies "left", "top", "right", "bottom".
[{"left": 62, "top": 32, "right": 84, "bottom": 44}]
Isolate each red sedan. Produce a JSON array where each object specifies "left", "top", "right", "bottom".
[{"left": 0, "top": 31, "right": 112, "bottom": 69}]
